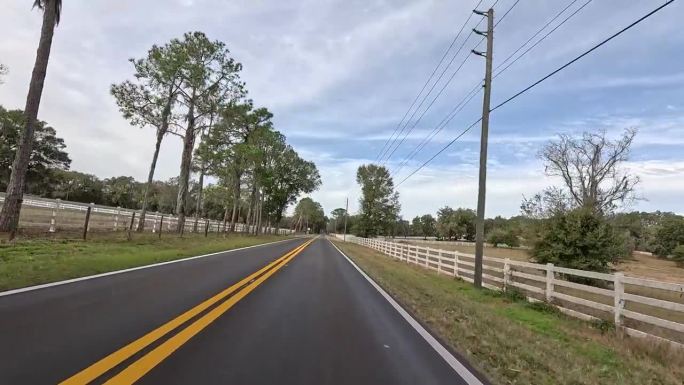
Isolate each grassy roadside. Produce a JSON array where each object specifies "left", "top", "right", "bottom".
[
  {"left": 0, "top": 234, "right": 289, "bottom": 291},
  {"left": 333, "top": 240, "right": 683, "bottom": 385}
]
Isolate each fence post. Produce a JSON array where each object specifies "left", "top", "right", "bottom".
[
  {"left": 204, "top": 219, "right": 209, "bottom": 237},
  {"left": 114, "top": 206, "right": 121, "bottom": 231},
  {"left": 614, "top": 272, "right": 625, "bottom": 329},
  {"left": 158, "top": 215, "right": 164, "bottom": 239},
  {"left": 503, "top": 258, "right": 511, "bottom": 292},
  {"left": 87, "top": 203, "right": 95, "bottom": 232},
  {"left": 454, "top": 251, "right": 460, "bottom": 278},
  {"left": 82, "top": 205, "right": 92, "bottom": 241},
  {"left": 425, "top": 247, "right": 431, "bottom": 268},
  {"left": 437, "top": 249, "right": 442, "bottom": 275},
  {"left": 127, "top": 212, "right": 136, "bottom": 241},
  {"left": 545, "top": 263, "right": 554, "bottom": 302},
  {"left": 152, "top": 214, "right": 157, "bottom": 234},
  {"left": 49, "top": 198, "right": 61, "bottom": 233}
]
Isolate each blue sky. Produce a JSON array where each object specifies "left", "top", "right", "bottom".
[{"left": 1, "top": 0, "right": 683, "bottom": 218}]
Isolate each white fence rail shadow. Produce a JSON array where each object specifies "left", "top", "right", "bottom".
[
  {"left": 0, "top": 193, "right": 294, "bottom": 236},
  {"left": 333, "top": 234, "right": 684, "bottom": 349}
]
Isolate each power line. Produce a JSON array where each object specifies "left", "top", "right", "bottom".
[
  {"left": 396, "top": 118, "right": 482, "bottom": 187},
  {"left": 395, "top": 0, "right": 676, "bottom": 187},
  {"left": 494, "top": 0, "right": 592, "bottom": 79},
  {"left": 494, "top": 0, "right": 521, "bottom": 28},
  {"left": 493, "top": 0, "right": 582, "bottom": 74},
  {"left": 380, "top": 31, "right": 482, "bottom": 164},
  {"left": 383, "top": 0, "right": 522, "bottom": 166},
  {"left": 374, "top": 0, "right": 485, "bottom": 162},
  {"left": 391, "top": 81, "right": 482, "bottom": 176},
  {"left": 492, "top": 0, "right": 675, "bottom": 112},
  {"left": 380, "top": 16, "right": 486, "bottom": 164}
]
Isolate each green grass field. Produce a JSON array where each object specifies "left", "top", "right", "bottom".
[
  {"left": 334, "top": 240, "right": 683, "bottom": 385},
  {"left": 0, "top": 233, "right": 287, "bottom": 291}
]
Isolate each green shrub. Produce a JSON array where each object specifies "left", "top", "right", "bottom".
[
  {"left": 526, "top": 301, "right": 559, "bottom": 315},
  {"left": 500, "top": 287, "right": 527, "bottom": 302},
  {"left": 673, "top": 245, "right": 684, "bottom": 266},
  {"left": 487, "top": 228, "right": 520, "bottom": 248},
  {"left": 531, "top": 208, "right": 629, "bottom": 274},
  {"left": 591, "top": 319, "right": 615, "bottom": 334},
  {"left": 653, "top": 216, "right": 684, "bottom": 257}
]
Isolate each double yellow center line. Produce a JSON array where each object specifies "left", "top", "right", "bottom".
[{"left": 60, "top": 238, "right": 316, "bottom": 385}]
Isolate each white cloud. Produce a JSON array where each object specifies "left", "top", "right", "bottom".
[{"left": 1, "top": 0, "right": 684, "bottom": 218}]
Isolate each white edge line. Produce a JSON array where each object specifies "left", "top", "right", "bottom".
[
  {"left": 0, "top": 237, "right": 303, "bottom": 298},
  {"left": 328, "top": 239, "right": 485, "bottom": 385}
]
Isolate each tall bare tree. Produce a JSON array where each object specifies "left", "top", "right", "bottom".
[
  {"left": 524, "top": 128, "right": 640, "bottom": 216},
  {"left": 0, "top": 0, "right": 62, "bottom": 233}
]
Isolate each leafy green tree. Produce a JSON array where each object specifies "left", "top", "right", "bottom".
[
  {"left": 487, "top": 228, "right": 520, "bottom": 248},
  {"left": 111, "top": 39, "right": 185, "bottom": 231},
  {"left": 174, "top": 31, "right": 244, "bottom": 232},
  {"left": 411, "top": 216, "right": 423, "bottom": 237},
  {"left": 102, "top": 176, "right": 140, "bottom": 208},
  {"left": 1, "top": 0, "right": 62, "bottom": 232},
  {"left": 201, "top": 184, "right": 232, "bottom": 220},
  {"left": 201, "top": 101, "right": 320, "bottom": 234},
  {"left": 356, "top": 164, "right": 400, "bottom": 237},
  {"left": 608, "top": 211, "right": 681, "bottom": 253},
  {"left": 330, "top": 208, "right": 347, "bottom": 233},
  {"left": 50, "top": 170, "right": 104, "bottom": 204},
  {"left": 436, "top": 207, "right": 476, "bottom": 240},
  {"left": 293, "top": 197, "right": 326, "bottom": 233},
  {"left": 672, "top": 245, "right": 684, "bottom": 266},
  {"left": 394, "top": 217, "right": 410, "bottom": 238},
  {"left": 146, "top": 177, "right": 180, "bottom": 214},
  {"left": 419, "top": 214, "right": 437, "bottom": 239},
  {"left": 260, "top": 142, "right": 320, "bottom": 230},
  {"left": 201, "top": 102, "right": 256, "bottom": 231},
  {"left": 652, "top": 215, "right": 684, "bottom": 258},
  {"left": 0, "top": 106, "right": 70, "bottom": 195},
  {"left": 532, "top": 208, "right": 629, "bottom": 274},
  {"left": 411, "top": 214, "right": 436, "bottom": 239}
]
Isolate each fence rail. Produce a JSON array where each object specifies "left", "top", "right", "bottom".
[
  {"left": 0, "top": 193, "right": 294, "bottom": 237},
  {"left": 333, "top": 234, "right": 684, "bottom": 349}
]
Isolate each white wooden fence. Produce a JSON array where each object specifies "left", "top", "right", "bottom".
[
  {"left": 394, "top": 237, "right": 532, "bottom": 249},
  {"left": 334, "top": 234, "right": 684, "bottom": 349},
  {"left": 0, "top": 193, "right": 294, "bottom": 236}
]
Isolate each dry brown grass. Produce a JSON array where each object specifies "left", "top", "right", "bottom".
[{"left": 620, "top": 252, "right": 684, "bottom": 283}]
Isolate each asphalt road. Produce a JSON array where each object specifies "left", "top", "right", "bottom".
[{"left": 0, "top": 237, "right": 485, "bottom": 385}]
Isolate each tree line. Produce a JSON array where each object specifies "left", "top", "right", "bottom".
[
  {"left": 1, "top": 105, "right": 320, "bottom": 230},
  {"left": 0, "top": 0, "right": 321, "bottom": 236},
  {"left": 337, "top": 128, "right": 684, "bottom": 273}
]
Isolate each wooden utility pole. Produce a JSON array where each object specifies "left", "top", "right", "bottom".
[
  {"left": 343, "top": 197, "right": 349, "bottom": 241},
  {"left": 472, "top": 8, "right": 494, "bottom": 289}
]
